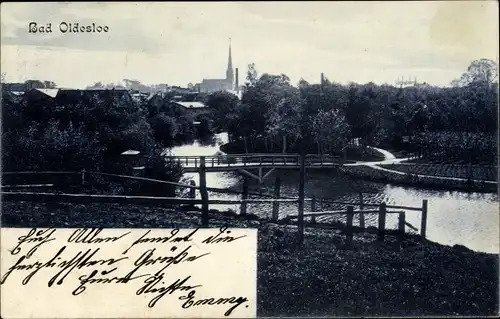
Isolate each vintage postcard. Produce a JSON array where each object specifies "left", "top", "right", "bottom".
[{"left": 1, "top": 1, "right": 499, "bottom": 318}]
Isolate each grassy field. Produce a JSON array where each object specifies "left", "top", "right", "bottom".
[
  {"left": 381, "top": 163, "right": 498, "bottom": 182},
  {"left": 2, "top": 201, "right": 498, "bottom": 317}
]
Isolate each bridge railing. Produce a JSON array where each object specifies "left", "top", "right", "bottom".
[
  {"left": 165, "top": 154, "right": 301, "bottom": 168},
  {"left": 304, "top": 154, "right": 340, "bottom": 165},
  {"left": 164, "top": 153, "right": 341, "bottom": 169}
]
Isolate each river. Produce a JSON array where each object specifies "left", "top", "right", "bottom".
[{"left": 169, "top": 133, "right": 499, "bottom": 254}]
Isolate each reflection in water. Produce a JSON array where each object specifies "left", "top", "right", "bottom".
[{"left": 169, "top": 133, "right": 499, "bottom": 254}]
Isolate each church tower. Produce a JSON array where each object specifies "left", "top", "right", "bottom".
[{"left": 225, "top": 38, "right": 234, "bottom": 90}]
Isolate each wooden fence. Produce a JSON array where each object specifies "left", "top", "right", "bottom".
[
  {"left": 285, "top": 200, "right": 428, "bottom": 245},
  {"left": 2, "top": 167, "right": 429, "bottom": 244}
]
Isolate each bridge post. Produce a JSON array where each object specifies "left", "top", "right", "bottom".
[
  {"left": 420, "top": 199, "right": 428, "bottom": 241},
  {"left": 378, "top": 202, "right": 386, "bottom": 242},
  {"left": 297, "top": 153, "right": 306, "bottom": 245},
  {"left": 189, "top": 180, "right": 196, "bottom": 199},
  {"left": 358, "top": 192, "right": 365, "bottom": 229},
  {"left": 240, "top": 178, "right": 248, "bottom": 216},
  {"left": 346, "top": 205, "right": 354, "bottom": 246},
  {"left": 398, "top": 211, "right": 406, "bottom": 242},
  {"left": 199, "top": 157, "right": 209, "bottom": 227},
  {"left": 271, "top": 176, "right": 281, "bottom": 221}
]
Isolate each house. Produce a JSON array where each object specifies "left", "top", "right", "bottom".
[
  {"left": 23, "top": 88, "right": 59, "bottom": 108},
  {"left": 170, "top": 101, "right": 213, "bottom": 119},
  {"left": 22, "top": 88, "right": 133, "bottom": 107},
  {"left": 2, "top": 82, "right": 29, "bottom": 92},
  {"left": 57, "top": 88, "right": 133, "bottom": 105}
]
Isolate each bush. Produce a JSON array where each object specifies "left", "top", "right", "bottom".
[{"left": 2, "top": 90, "right": 184, "bottom": 196}]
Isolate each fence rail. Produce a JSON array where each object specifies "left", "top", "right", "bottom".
[
  {"left": 2, "top": 167, "right": 429, "bottom": 245},
  {"left": 284, "top": 198, "right": 427, "bottom": 244}
]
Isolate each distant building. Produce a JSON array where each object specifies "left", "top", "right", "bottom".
[
  {"left": 395, "top": 76, "right": 425, "bottom": 88},
  {"left": 130, "top": 90, "right": 156, "bottom": 103},
  {"left": 56, "top": 88, "right": 133, "bottom": 105},
  {"left": 170, "top": 101, "right": 212, "bottom": 119},
  {"left": 195, "top": 39, "right": 235, "bottom": 93},
  {"left": 2, "top": 82, "right": 29, "bottom": 92}
]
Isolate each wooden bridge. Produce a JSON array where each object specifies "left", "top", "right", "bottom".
[
  {"left": 165, "top": 153, "right": 341, "bottom": 182},
  {"left": 165, "top": 154, "right": 341, "bottom": 172}
]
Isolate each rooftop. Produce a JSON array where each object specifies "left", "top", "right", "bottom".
[
  {"left": 121, "top": 150, "right": 141, "bottom": 155},
  {"left": 173, "top": 101, "right": 207, "bottom": 108},
  {"left": 34, "top": 88, "right": 59, "bottom": 98}
]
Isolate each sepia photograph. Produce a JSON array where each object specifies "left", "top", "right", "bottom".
[{"left": 1, "top": 1, "right": 499, "bottom": 318}]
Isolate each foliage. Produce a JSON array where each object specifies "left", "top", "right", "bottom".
[
  {"left": 148, "top": 113, "right": 178, "bottom": 146},
  {"left": 206, "top": 59, "right": 497, "bottom": 164},
  {"left": 205, "top": 90, "right": 240, "bottom": 130},
  {"left": 1, "top": 89, "right": 183, "bottom": 194},
  {"left": 451, "top": 58, "right": 498, "bottom": 87},
  {"left": 312, "top": 109, "right": 351, "bottom": 154}
]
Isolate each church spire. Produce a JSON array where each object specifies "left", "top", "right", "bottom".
[
  {"left": 226, "top": 38, "right": 234, "bottom": 89},
  {"left": 228, "top": 38, "right": 233, "bottom": 69}
]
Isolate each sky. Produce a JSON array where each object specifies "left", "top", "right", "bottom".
[{"left": 1, "top": 1, "right": 498, "bottom": 88}]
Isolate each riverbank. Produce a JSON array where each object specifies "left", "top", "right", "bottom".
[
  {"left": 2, "top": 201, "right": 497, "bottom": 317},
  {"left": 341, "top": 165, "right": 497, "bottom": 193},
  {"left": 380, "top": 163, "right": 497, "bottom": 182}
]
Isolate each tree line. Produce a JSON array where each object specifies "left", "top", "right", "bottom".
[
  {"left": 207, "top": 59, "right": 498, "bottom": 164},
  {"left": 1, "top": 89, "right": 214, "bottom": 195}
]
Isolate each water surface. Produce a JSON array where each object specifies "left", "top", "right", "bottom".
[{"left": 169, "top": 133, "right": 499, "bottom": 253}]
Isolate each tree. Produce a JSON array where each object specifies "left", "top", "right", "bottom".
[
  {"left": 148, "top": 113, "right": 178, "bottom": 146},
  {"left": 43, "top": 80, "right": 57, "bottom": 88},
  {"left": 451, "top": 58, "right": 499, "bottom": 87},
  {"left": 266, "top": 84, "right": 303, "bottom": 152},
  {"left": 87, "top": 82, "right": 104, "bottom": 89},
  {"left": 312, "top": 109, "right": 351, "bottom": 154},
  {"left": 245, "top": 63, "right": 258, "bottom": 87},
  {"left": 206, "top": 91, "right": 240, "bottom": 129},
  {"left": 24, "top": 80, "right": 45, "bottom": 89}
]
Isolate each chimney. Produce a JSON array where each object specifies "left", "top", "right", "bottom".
[
  {"left": 321, "top": 73, "right": 324, "bottom": 86},
  {"left": 235, "top": 68, "right": 239, "bottom": 93}
]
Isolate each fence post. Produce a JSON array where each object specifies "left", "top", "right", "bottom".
[
  {"left": 240, "top": 178, "right": 248, "bottom": 216},
  {"left": 297, "top": 153, "right": 306, "bottom": 245},
  {"left": 81, "top": 169, "right": 86, "bottom": 185},
  {"left": 189, "top": 180, "right": 196, "bottom": 199},
  {"left": 199, "top": 157, "right": 209, "bottom": 227},
  {"left": 398, "top": 211, "right": 406, "bottom": 241},
  {"left": 378, "top": 202, "right": 386, "bottom": 242},
  {"left": 420, "top": 199, "right": 428, "bottom": 241},
  {"left": 358, "top": 192, "right": 365, "bottom": 229},
  {"left": 311, "top": 195, "right": 316, "bottom": 212},
  {"left": 346, "top": 205, "right": 354, "bottom": 246},
  {"left": 271, "top": 176, "right": 281, "bottom": 221}
]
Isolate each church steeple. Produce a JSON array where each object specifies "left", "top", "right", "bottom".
[{"left": 226, "top": 38, "right": 234, "bottom": 89}]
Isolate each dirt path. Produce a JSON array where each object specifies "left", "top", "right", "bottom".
[{"left": 347, "top": 146, "right": 497, "bottom": 185}]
